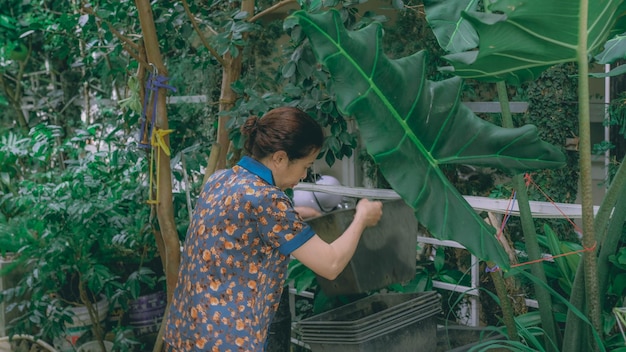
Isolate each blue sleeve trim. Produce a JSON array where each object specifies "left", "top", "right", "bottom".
[{"left": 278, "top": 226, "right": 316, "bottom": 255}]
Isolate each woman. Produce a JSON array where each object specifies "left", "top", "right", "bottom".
[{"left": 163, "top": 107, "right": 383, "bottom": 351}]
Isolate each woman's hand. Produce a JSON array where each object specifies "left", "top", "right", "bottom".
[{"left": 354, "top": 198, "right": 383, "bottom": 227}]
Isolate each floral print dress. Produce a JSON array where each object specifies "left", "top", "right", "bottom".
[{"left": 164, "top": 156, "right": 315, "bottom": 351}]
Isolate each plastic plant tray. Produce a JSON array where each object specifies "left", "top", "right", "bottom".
[
  {"left": 304, "top": 313, "right": 438, "bottom": 352},
  {"left": 298, "top": 295, "right": 440, "bottom": 335},
  {"left": 299, "top": 308, "right": 441, "bottom": 343},
  {"left": 298, "top": 292, "right": 438, "bottom": 328},
  {"left": 297, "top": 292, "right": 441, "bottom": 344}
]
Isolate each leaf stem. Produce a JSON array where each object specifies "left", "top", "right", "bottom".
[
  {"left": 496, "top": 80, "right": 560, "bottom": 350},
  {"left": 576, "top": 0, "right": 602, "bottom": 343}
]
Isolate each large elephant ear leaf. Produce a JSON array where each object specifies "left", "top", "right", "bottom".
[
  {"left": 292, "top": 9, "right": 567, "bottom": 270},
  {"left": 436, "top": 0, "right": 626, "bottom": 84}
]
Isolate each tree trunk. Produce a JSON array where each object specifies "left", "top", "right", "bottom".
[
  {"left": 215, "top": 56, "right": 242, "bottom": 170},
  {"left": 214, "top": 0, "right": 255, "bottom": 170},
  {"left": 135, "top": 1, "right": 181, "bottom": 351}
]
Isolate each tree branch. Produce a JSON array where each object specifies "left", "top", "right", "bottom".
[
  {"left": 81, "top": 5, "right": 148, "bottom": 67},
  {"left": 0, "top": 74, "right": 16, "bottom": 104},
  {"left": 180, "top": 0, "right": 226, "bottom": 66},
  {"left": 248, "top": 0, "right": 297, "bottom": 23},
  {"left": 0, "top": 43, "right": 31, "bottom": 132}
]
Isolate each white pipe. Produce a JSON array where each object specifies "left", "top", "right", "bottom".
[
  {"left": 294, "top": 183, "right": 602, "bottom": 218},
  {"left": 605, "top": 63, "right": 611, "bottom": 189},
  {"left": 470, "top": 254, "right": 480, "bottom": 326}
]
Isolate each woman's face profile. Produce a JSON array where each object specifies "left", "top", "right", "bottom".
[{"left": 273, "top": 149, "right": 319, "bottom": 190}]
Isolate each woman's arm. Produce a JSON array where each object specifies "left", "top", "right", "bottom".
[
  {"left": 294, "top": 206, "right": 322, "bottom": 219},
  {"left": 290, "top": 198, "right": 383, "bottom": 280}
]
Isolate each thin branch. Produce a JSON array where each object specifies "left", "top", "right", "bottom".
[
  {"left": 58, "top": 95, "right": 80, "bottom": 114},
  {"left": 0, "top": 75, "right": 16, "bottom": 103},
  {"left": 0, "top": 43, "right": 31, "bottom": 132},
  {"left": 248, "top": 0, "right": 297, "bottom": 23},
  {"left": 82, "top": 5, "right": 144, "bottom": 59},
  {"left": 180, "top": 153, "right": 194, "bottom": 225},
  {"left": 104, "top": 22, "right": 141, "bottom": 53},
  {"left": 94, "top": 18, "right": 124, "bottom": 101},
  {"left": 14, "top": 43, "right": 31, "bottom": 104},
  {"left": 123, "top": 43, "right": 149, "bottom": 68},
  {"left": 180, "top": 0, "right": 226, "bottom": 66}
]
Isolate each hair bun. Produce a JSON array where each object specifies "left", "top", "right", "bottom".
[{"left": 241, "top": 115, "right": 260, "bottom": 136}]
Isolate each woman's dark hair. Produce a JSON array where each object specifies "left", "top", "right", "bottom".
[{"left": 241, "top": 107, "right": 324, "bottom": 161}]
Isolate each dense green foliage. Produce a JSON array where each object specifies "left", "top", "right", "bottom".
[
  {"left": 1, "top": 0, "right": 436, "bottom": 348},
  {"left": 2, "top": 0, "right": 626, "bottom": 351}
]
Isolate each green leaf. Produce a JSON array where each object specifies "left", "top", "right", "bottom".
[
  {"left": 437, "top": 0, "right": 626, "bottom": 84},
  {"left": 516, "top": 269, "right": 607, "bottom": 352},
  {"left": 611, "top": 273, "right": 626, "bottom": 296},
  {"left": 588, "top": 64, "right": 626, "bottom": 78},
  {"left": 515, "top": 311, "right": 542, "bottom": 328},
  {"left": 293, "top": 9, "right": 567, "bottom": 270},
  {"left": 605, "top": 247, "right": 625, "bottom": 265},
  {"left": 423, "top": 0, "right": 479, "bottom": 53},
  {"left": 0, "top": 15, "right": 16, "bottom": 30},
  {"left": 287, "top": 260, "right": 317, "bottom": 293},
  {"left": 390, "top": 267, "right": 432, "bottom": 293},
  {"left": 542, "top": 224, "right": 573, "bottom": 290},
  {"left": 298, "top": 0, "right": 323, "bottom": 12},
  {"left": 324, "top": 149, "right": 335, "bottom": 167},
  {"left": 282, "top": 60, "right": 296, "bottom": 78},
  {"left": 434, "top": 246, "right": 445, "bottom": 273},
  {"left": 595, "top": 33, "right": 626, "bottom": 64}
]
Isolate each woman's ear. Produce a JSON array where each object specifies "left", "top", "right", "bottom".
[{"left": 271, "top": 150, "right": 289, "bottom": 166}]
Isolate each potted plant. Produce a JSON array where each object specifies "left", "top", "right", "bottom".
[
  {"left": 0, "top": 122, "right": 157, "bottom": 351},
  {"left": 0, "top": 219, "right": 35, "bottom": 338},
  {"left": 112, "top": 254, "right": 167, "bottom": 349},
  {"left": 0, "top": 129, "right": 42, "bottom": 338}
]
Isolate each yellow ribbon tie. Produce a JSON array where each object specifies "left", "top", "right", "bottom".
[
  {"left": 147, "top": 128, "right": 174, "bottom": 205},
  {"left": 151, "top": 128, "right": 174, "bottom": 156}
]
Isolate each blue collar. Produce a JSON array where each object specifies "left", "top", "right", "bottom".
[{"left": 238, "top": 156, "right": 275, "bottom": 186}]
